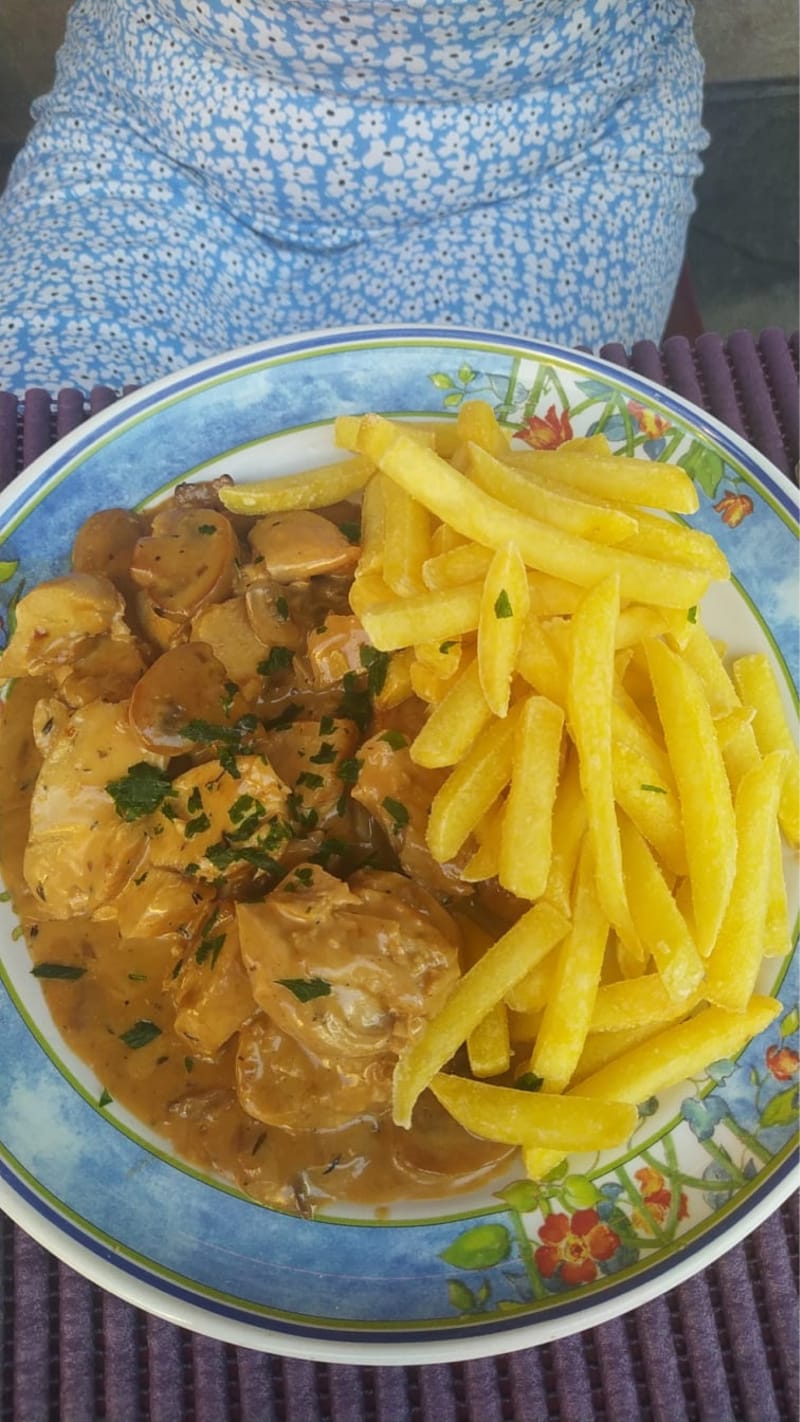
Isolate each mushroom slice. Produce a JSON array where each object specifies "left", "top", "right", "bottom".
[
  {"left": 305, "top": 614, "right": 370, "bottom": 688},
  {"left": 236, "top": 1015, "right": 394, "bottom": 1131},
  {"left": 130, "top": 508, "right": 237, "bottom": 620},
  {"left": 244, "top": 580, "right": 302, "bottom": 651},
  {"left": 0, "top": 573, "right": 130, "bottom": 681},
  {"left": 56, "top": 636, "right": 148, "bottom": 707},
  {"left": 129, "top": 642, "right": 247, "bottom": 755},
  {"left": 263, "top": 717, "right": 360, "bottom": 824},
  {"left": 191, "top": 597, "right": 274, "bottom": 702},
  {"left": 248, "top": 511, "right": 358, "bottom": 583},
  {"left": 71, "top": 508, "right": 149, "bottom": 593}
]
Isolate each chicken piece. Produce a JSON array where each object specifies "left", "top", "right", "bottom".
[
  {"left": 236, "top": 1014, "right": 394, "bottom": 1131},
  {"left": 0, "top": 574, "right": 133, "bottom": 681},
  {"left": 54, "top": 636, "right": 148, "bottom": 707},
  {"left": 130, "top": 508, "right": 237, "bottom": 621},
  {"left": 305, "top": 614, "right": 370, "bottom": 689},
  {"left": 71, "top": 507, "right": 149, "bottom": 597},
  {"left": 248, "top": 511, "right": 358, "bottom": 583},
  {"left": 171, "top": 904, "right": 257, "bottom": 1057},
  {"left": 191, "top": 597, "right": 274, "bottom": 702},
  {"left": 351, "top": 733, "right": 473, "bottom": 899},
  {"left": 148, "top": 754, "right": 291, "bottom": 884},
  {"left": 263, "top": 717, "right": 360, "bottom": 826},
  {"left": 236, "top": 863, "right": 460, "bottom": 1063},
  {"left": 129, "top": 642, "right": 250, "bottom": 755},
  {"left": 99, "top": 864, "right": 216, "bottom": 939},
  {"left": 24, "top": 698, "right": 164, "bottom": 918}
]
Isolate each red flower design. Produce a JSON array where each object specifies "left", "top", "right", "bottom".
[
  {"left": 627, "top": 400, "right": 670, "bottom": 440},
  {"left": 535, "top": 1208, "right": 620, "bottom": 1286},
  {"left": 713, "top": 490, "right": 754, "bottom": 528},
  {"left": 517, "top": 404, "right": 574, "bottom": 449},
  {"left": 766, "top": 1045, "right": 799, "bottom": 1081},
  {"left": 632, "top": 1166, "right": 689, "bottom": 1234}
]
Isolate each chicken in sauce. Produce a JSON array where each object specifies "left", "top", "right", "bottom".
[{"left": 0, "top": 487, "right": 513, "bottom": 1215}]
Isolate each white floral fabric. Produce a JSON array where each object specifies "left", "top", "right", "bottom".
[{"left": 0, "top": 0, "right": 706, "bottom": 393}]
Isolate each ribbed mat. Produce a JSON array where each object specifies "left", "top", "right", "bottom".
[{"left": 0, "top": 331, "right": 797, "bottom": 1422}]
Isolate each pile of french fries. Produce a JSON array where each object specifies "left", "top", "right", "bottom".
[{"left": 221, "top": 401, "right": 798, "bottom": 1180}]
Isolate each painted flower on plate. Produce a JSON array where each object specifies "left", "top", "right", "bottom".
[
  {"left": 517, "top": 403, "right": 573, "bottom": 449},
  {"left": 535, "top": 1208, "right": 620, "bottom": 1286},
  {"left": 766, "top": 1045, "right": 799, "bottom": 1081},
  {"left": 713, "top": 490, "right": 754, "bottom": 527},
  {"left": 632, "top": 1166, "right": 689, "bottom": 1234}
]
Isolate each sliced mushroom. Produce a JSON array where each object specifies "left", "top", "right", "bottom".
[
  {"left": 130, "top": 508, "right": 237, "bottom": 620},
  {"left": 55, "top": 636, "right": 148, "bottom": 707},
  {"left": 236, "top": 1014, "right": 394, "bottom": 1131},
  {"left": 0, "top": 573, "right": 130, "bottom": 680},
  {"left": 131, "top": 589, "right": 190, "bottom": 655},
  {"left": 244, "top": 580, "right": 303, "bottom": 651},
  {"left": 129, "top": 642, "right": 246, "bottom": 755},
  {"left": 305, "top": 614, "right": 370, "bottom": 688},
  {"left": 172, "top": 904, "right": 257, "bottom": 1057},
  {"left": 71, "top": 508, "right": 149, "bottom": 593},
  {"left": 191, "top": 597, "right": 275, "bottom": 702},
  {"left": 248, "top": 511, "right": 358, "bottom": 583}
]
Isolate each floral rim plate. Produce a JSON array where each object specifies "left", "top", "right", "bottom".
[{"left": 0, "top": 326, "right": 796, "bottom": 1365}]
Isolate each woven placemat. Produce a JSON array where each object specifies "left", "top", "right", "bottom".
[{"left": 0, "top": 331, "right": 797, "bottom": 1422}]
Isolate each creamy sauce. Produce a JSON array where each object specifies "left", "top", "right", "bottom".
[{"left": 0, "top": 640, "right": 513, "bottom": 1218}]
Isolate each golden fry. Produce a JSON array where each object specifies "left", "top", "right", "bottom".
[
  {"left": 381, "top": 479, "right": 432, "bottom": 596},
  {"left": 430, "top": 1074, "right": 637, "bottom": 1152},
  {"left": 409, "top": 655, "right": 491, "bottom": 769},
  {"left": 499, "top": 694, "right": 564, "bottom": 900},
  {"left": 465, "top": 443, "right": 638, "bottom": 543},
  {"left": 618, "top": 814, "right": 703, "bottom": 999},
  {"left": 505, "top": 447, "right": 699, "bottom": 514},
  {"left": 477, "top": 542, "right": 530, "bottom": 717},
  {"left": 646, "top": 637, "right": 736, "bottom": 956},
  {"left": 540, "top": 746, "right": 586, "bottom": 917},
  {"left": 360, "top": 581, "right": 483, "bottom": 651},
  {"left": 733, "top": 652, "right": 800, "bottom": 847},
  {"left": 460, "top": 918, "right": 511, "bottom": 1079},
  {"left": 392, "top": 901, "right": 569, "bottom": 1127},
  {"left": 219, "top": 454, "right": 373, "bottom": 513},
  {"left": 455, "top": 399, "right": 510, "bottom": 457},
  {"left": 426, "top": 703, "right": 523, "bottom": 862}
]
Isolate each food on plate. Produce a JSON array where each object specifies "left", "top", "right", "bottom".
[{"left": 0, "top": 401, "right": 792, "bottom": 1215}]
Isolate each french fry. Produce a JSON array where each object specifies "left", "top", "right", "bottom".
[
  {"left": 568, "top": 573, "right": 639, "bottom": 954},
  {"left": 569, "top": 997, "right": 781, "bottom": 1104},
  {"left": 705, "top": 750, "right": 788, "bottom": 1011},
  {"left": 540, "top": 747, "right": 586, "bottom": 917},
  {"left": 409, "top": 656, "right": 491, "bottom": 768},
  {"left": 378, "top": 436, "right": 710, "bottom": 609},
  {"left": 429, "top": 520, "right": 467, "bottom": 556},
  {"left": 505, "top": 447, "right": 700, "bottom": 514},
  {"left": 477, "top": 542, "right": 530, "bottom": 717},
  {"left": 504, "top": 946, "right": 559, "bottom": 1014},
  {"left": 423, "top": 541, "right": 492, "bottom": 591},
  {"left": 414, "top": 639, "right": 462, "bottom": 679},
  {"left": 392, "top": 900, "right": 569, "bottom": 1127},
  {"left": 409, "top": 659, "right": 449, "bottom": 704},
  {"left": 498, "top": 694, "right": 564, "bottom": 900},
  {"left": 515, "top": 611, "right": 568, "bottom": 707},
  {"left": 618, "top": 814, "right": 703, "bottom": 1000},
  {"left": 525, "top": 571, "right": 584, "bottom": 617},
  {"left": 426, "top": 703, "right": 523, "bottom": 862},
  {"left": 680, "top": 622, "right": 740, "bottom": 715},
  {"left": 348, "top": 570, "right": 394, "bottom": 617},
  {"left": 360, "top": 581, "right": 483, "bottom": 651},
  {"left": 429, "top": 1074, "right": 637, "bottom": 1152},
  {"left": 621, "top": 514, "right": 730, "bottom": 578},
  {"left": 219, "top": 454, "right": 374, "bottom": 513},
  {"left": 357, "top": 473, "right": 386, "bottom": 575},
  {"left": 733, "top": 653, "right": 800, "bottom": 847},
  {"left": 455, "top": 399, "right": 510, "bottom": 457},
  {"left": 765, "top": 822, "right": 791, "bottom": 958},
  {"left": 373, "top": 647, "right": 415, "bottom": 709},
  {"left": 352, "top": 412, "right": 435, "bottom": 464},
  {"left": 645, "top": 638, "right": 736, "bottom": 956},
  {"left": 461, "top": 795, "right": 505, "bottom": 882},
  {"left": 465, "top": 444, "right": 639, "bottom": 544},
  {"left": 588, "top": 975, "right": 703, "bottom": 1033},
  {"left": 459, "top": 917, "right": 511, "bottom": 1079},
  {"left": 381, "top": 479, "right": 432, "bottom": 596},
  {"left": 530, "top": 840, "right": 609, "bottom": 1092},
  {"left": 572, "top": 1022, "right": 673, "bottom": 1083}
]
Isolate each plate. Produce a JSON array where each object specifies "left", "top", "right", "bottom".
[{"left": 0, "top": 326, "right": 796, "bottom": 1364}]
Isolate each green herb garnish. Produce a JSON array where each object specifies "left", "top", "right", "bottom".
[
  {"left": 119, "top": 1020, "right": 162, "bottom": 1050},
  {"left": 338, "top": 520, "right": 361, "bottom": 544},
  {"left": 98, "top": 1088, "right": 113, "bottom": 1108},
  {"left": 379, "top": 730, "right": 407, "bottom": 750},
  {"left": 297, "top": 770, "right": 325, "bottom": 789},
  {"left": 494, "top": 589, "right": 513, "bottom": 619},
  {"left": 277, "top": 977, "right": 332, "bottom": 1003},
  {"left": 382, "top": 796, "right": 409, "bottom": 831},
  {"left": 197, "top": 524, "right": 216, "bottom": 535},
  {"left": 106, "top": 763, "right": 177, "bottom": 821},
  {"left": 258, "top": 646, "right": 294, "bottom": 677},
  {"left": 310, "top": 741, "right": 336, "bottom": 765},
  {"left": 640, "top": 784, "right": 667, "bottom": 795},
  {"left": 337, "top": 757, "right": 362, "bottom": 785},
  {"left": 360, "top": 644, "right": 390, "bottom": 697},
  {"left": 515, "top": 1072, "right": 544, "bottom": 1092},
  {"left": 275, "top": 596, "right": 289, "bottom": 621},
  {"left": 31, "top": 962, "right": 85, "bottom": 981}
]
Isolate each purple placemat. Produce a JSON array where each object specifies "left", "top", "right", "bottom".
[{"left": 0, "top": 332, "right": 797, "bottom": 1422}]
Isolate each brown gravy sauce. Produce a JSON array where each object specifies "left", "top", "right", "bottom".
[{"left": 0, "top": 677, "right": 513, "bottom": 1217}]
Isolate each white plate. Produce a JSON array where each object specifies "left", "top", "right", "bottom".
[{"left": 0, "top": 326, "right": 796, "bottom": 1364}]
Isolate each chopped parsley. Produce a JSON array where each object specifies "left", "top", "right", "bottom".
[
  {"left": 338, "top": 520, "right": 361, "bottom": 544},
  {"left": 275, "top": 595, "right": 289, "bottom": 621},
  {"left": 277, "top": 976, "right": 332, "bottom": 1003},
  {"left": 494, "top": 588, "right": 513, "bottom": 619},
  {"left": 309, "top": 741, "right": 336, "bottom": 765},
  {"left": 187, "top": 787, "right": 203, "bottom": 814},
  {"left": 439, "top": 640, "right": 458, "bottom": 653},
  {"left": 230, "top": 794, "right": 263, "bottom": 824},
  {"left": 197, "top": 523, "right": 217, "bottom": 535},
  {"left": 31, "top": 962, "right": 85, "bottom": 981},
  {"left": 515, "top": 1072, "right": 544, "bottom": 1093},
  {"left": 128, "top": 972, "right": 148, "bottom": 983},
  {"left": 360, "top": 644, "right": 390, "bottom": 697},
  {"left": 258, "top": 646, "right": 294, "bottom": 676},
  {"left": 337, "top": 757, "right": 362, "bottom": 785},
  {"left": 294, "top": 867, "right": 314, "bottom": 886},
  {"left": 336, "top": 672, "right": 372, "bottom": 733},
  {"left": 219, "top": 746, "right": 241, "bottom": 779},
  {"left": 98, "top": 1088, "right": 113, "bottom": 1108},
  {"left": 265, "top": 703, "right": 303, "bottom": 732},
  {"left": 106, "top": 763, "right": 177, "bottom": 822},
  {"left": 221, "top": 680, "right": 239, "bottom": 714},
  {"left": 297, "top": 770, "right": 324, "bottom": 789},
  {"left": 687, "top": 605, "right": 698, "bottom": 624},
  {"left": 185, "top": 812, "right": 211, "bottom": 838},
  {"left": 640, "top": 784, "right": 667, "bottom": 795},
  {"left": 184, "top": 1057, "right": 194, "bottom": 1073},
  {"left": 379, "top": 730, "right": 407, "bottom": 750},
  {"left": 382, "top": 796, "right": 409, "bottom": 832},
  {"left": 311, "top": 836, "right": 349, "bottom": 868},
  {"left": 195, "top": 930, "right": 226, "bottom": 969},
  {"left": 119, "top": 1019, "right": 162, "bottom": 1050}
]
